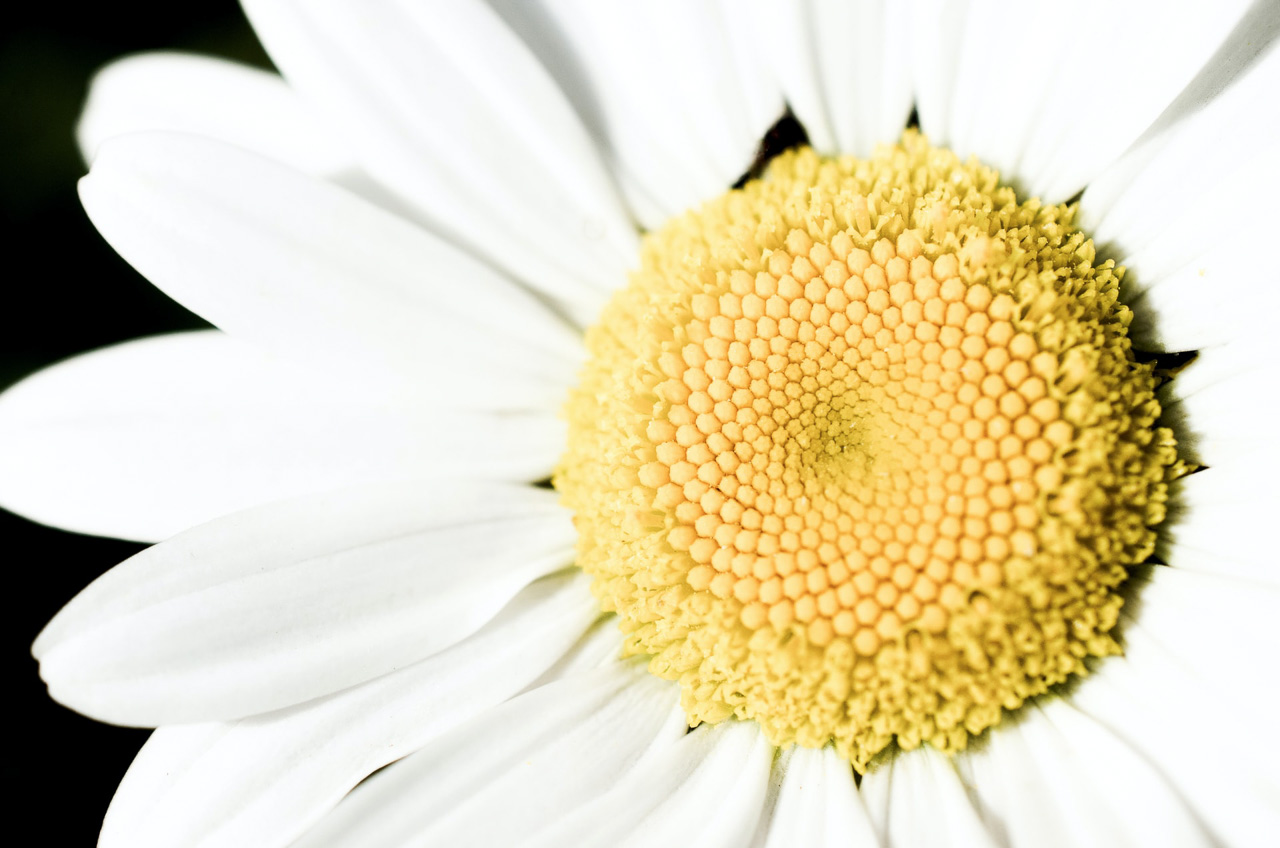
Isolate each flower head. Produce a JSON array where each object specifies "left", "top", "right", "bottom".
[{"left": 3, "top": 2, "right": 1279, "bottom": 846}]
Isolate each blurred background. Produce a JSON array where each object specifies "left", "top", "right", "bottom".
[{"left": 2, "top": 4, "right": 268, "bottom": 841}]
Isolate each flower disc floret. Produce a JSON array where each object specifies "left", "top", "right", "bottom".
[{"left": 556, "top": 132, "right": 1179, "bottom": 769}]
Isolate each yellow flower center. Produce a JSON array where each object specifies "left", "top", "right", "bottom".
[{"left": 555, "top": 132, "right": 1179, "bottom": 770}]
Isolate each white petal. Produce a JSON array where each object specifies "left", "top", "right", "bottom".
[
  {"left": 1168, "top": 337, "right": 1280, "bottom": 396},
  {"left": 0, "top": 331, "right": 564, "bottom": 542},
  {"left": 1162, "top": 366, "right": 1280, "bottom": 463},
  {"left": 292, "top": 663, "right": 684, "bottom": 847},
  {"left": 489, "top": 0, "right": 785, "bottom": 227},
  {"left": 73, "top": 51, "right": 465, "bottom": 230},
  {"left": 1160, "top": 464, "right": 1279, "bottom": 583},
  {"left": 748, "top": 0, "right": 912, "bottom": 157},
  {"left": 77, "top": 52, "right": 351, "bottom": 175},
  {"left": 912, "top": 0, "right": 1253, "bottom": 202},
  {"left": 1121, "top": 215, "right": 1280, "bottom": 352},
  {"left": 33, "top": 481, "right": 574, "bottom": 725},
  {"left": 955, "top": 701, "right": 1212, "bottom": 848},
  {"left": 525, "top": 720, "right": 775, "bottom": 848},
  {"left": 753, "top": 745, "right": 878, "bottom": 848},
  {"left": 860, "top": 745, "right": 999, "bottom": 848},
  {"left": 747, "top": 746, "right": 792, "bottom": 848},
  {"left": 522, "top": 614, "right": 626, "bottom": 692},
  {"left": 241, "top": 0, "right": 638, "bottom": 325},
  {"left": 1126, "top": 567, "right": 1280, "bottom": 726},
  {"left": 1080, "top": 14, "right": 1280, "bottom": 260},
  {"left": 99, "top": 572, "right": 598, "bottom": 848},
  {"left": 1071, "top": 629, "right": 1280, "bottom": 847},
  {"left": 79, "top": 131, "right": 582, "bottom": 408},
  {"left": 1158, "top": 347, "right": 1280, "bottom": 470},
  {"left": 906, "top": 0, "right": 969, "bottom": 149}
]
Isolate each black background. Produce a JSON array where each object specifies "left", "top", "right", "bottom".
[{"left": 2, "top": 5, "right": 269, "bottom": 842}]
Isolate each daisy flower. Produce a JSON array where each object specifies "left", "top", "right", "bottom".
[{"left": 4, "top": 1, "right": 1279, "bottom": 845}]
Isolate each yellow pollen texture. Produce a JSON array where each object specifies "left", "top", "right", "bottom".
[{"left": 556, "top": 132, "right": 1179, "bottom": 770}]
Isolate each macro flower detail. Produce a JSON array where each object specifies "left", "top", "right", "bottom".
[
  {"left": 559, "top": 134, "right": 1180, "bottom": 768},
  {"left": 1, "top": 1, "right": 1277, "bottom": 846}
]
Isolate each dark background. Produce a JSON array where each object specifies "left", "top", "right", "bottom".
[{"left": 2, "top": 5, "right": 268, "bottom": 842}]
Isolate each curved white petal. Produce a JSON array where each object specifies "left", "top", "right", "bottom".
[
  {"left": 1071, "top": 623, "right": 1280, "bottom": 847},
  {"left": 79, "top": 131, "right": 582, "bottom": 408},
  {"left": 241, "top": 0, "right": 638, "bottom": 325},
  {"left": 1118, "top": 206, "right": 1280, "bottom": 352},
  {"left": 747, "top": 0, "right": 912, "bottom": 157},
  {"left": 33, "top": 481, "right": 574, "bottom": 725},
  {"left": 955, "top": 701, "right": 1211, "bottom": 848},
  {"left": 488, "top": 0, "right": 784, "bottom": 227},
  {"left": 525, "top": 720, "right": 775, "bottom": 848},
  {"left": 292, "top": 663, "right": 684, "bottom": 847},
  {"left": 522, "top": 615, "right": 625, "bottom": 692},
  {"left": 0, "top": 331, "right": 564, "bottom": 541},
  {"left": 753, "top": 745, "right": 878, "bottom": 848},
  {"left": 1166, "top": 339, "right": 1280, "bottom": 399},
  {"left": 1080, "top": 12, "right": 1280, "bottom": 262},
  {"left": 1162, "top": 367, "right": 1280, "bottom": 466},
  {"left": 912, "top": 0, "right": 1254, "bottom": 202},
  {"left": 1162, "top": 463, "right": 1280, "bottom": 584},
  {"left": 99, "top": 572, "right": 598, "bottom": 848},
  {"left": 1126, "top": 567, "right": 1280, "bottom": 728},
  {"left": 77, "top": 52, "right": 351, "bottom": 175},
  {"left": 861, "top": 745, "right": 999, "bottom": 847}
]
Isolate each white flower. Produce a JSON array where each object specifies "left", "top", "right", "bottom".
[{"left": 3, "top": 1, "right": 1279, "bottom": 846}]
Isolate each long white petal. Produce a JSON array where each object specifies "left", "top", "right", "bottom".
[
  {"left": 79, "top": 131, "right": 582, "bottom": 408},
  {"left": 488, "top": 0, "right": 784, "bottom": 227},
  {"left": 522, "top": 615, "right": 626, "bottom": 692},
  {"left": 1161, "top": 462, "right": 1280, "bottom": 584},
  {"left": 1163, "top": 367, "right": 1280, "bottom": 466},
  {"left": 1081, "top": 19, "right": 1280, "bottom": 351},
  {"left": 753, "top": 745, "right": 878, "bottom": 847},
  {"left": 74, "top": 50, "right": 446, "bottom": 228},
  {"left": 33, "top": 481, "right": 574, "bottom": 725},
  {"left": 1125, "top": 567, "right": 1280, "bottom": 730},
  {"left": 912, "top": 0, "right": 1253, "bottom": 202},
  {"left": 1157, "top": 346, "right": 1280, "bottom": 471},
  {"left": 292, "top": 663, "right": 685, "bottom": 847},
  {"left": 241, "top": 0, "right": 638, "bottom": 325},
  {"left": 1070, "top": 630, "right": 1280, "bottom": 847},
  {"left": 747, "top": 0, "right": 912, "bottom": 157},
  {"left": 0, "top": 331, "right": 564, "bottom": 541},
  {"left": 524, "top": 720, "right": 774, "bottom": 848},
  {"left": 955, "top": 700, "right": 1211, "bottom": 848},
  {"left": 1080, "top": 14, "right": 1280, "bottom": 265},
  {"left": 860, "top": 745, "right": 999, "bottom": 847},
  {"left": 99, "top": 572, "right": 598, "bottom": 848},
  {"left": 76, "top": 52, "right": 351, "bottom": 175}
]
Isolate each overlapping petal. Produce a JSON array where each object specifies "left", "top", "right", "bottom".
[
  {"left": 955, "top": 700, "right": 1211, "bottom": 847},
  {"left": 291, "top": 663, "right": 685, "bottom": 847},
  {"left": 0, "top": 331, "right": 564, "bottom": 541},
  {"left": 525, "top": 719, "right": 775, "bottom": 848},
  {"left": 79, "top": 131, "right": 583, "bottom": 407},
  {"left": 34, "top": 481, "right": 575, "bottom": 725},
  {"left": 98, "top": 572, "right": 599, "bottom": 848},
  {"left": 745, "top": 0, "right": 913, "bottom": 158},
  {"left": 752, "top": 746, "right": 879, "bottom": 848},
  {"left": 487, "top": 0, "right": 784, "bottom": 227},
  {"left": 1071, "top": 610, "right": 1280, "bottom": 847},
  {"left": 912, "top": 0, "right": 1255, "bottom": 202},
  {"left": 1080, "top": 29, "right": 1280, "bottom": 352},
  {"left": 241, "top": 0, "right": 638, "bottom": 324},
  {"left": 860, "top": 746, "right": 998, "bottom": 847},
  {"left": 77, "top": 52, "right": 351, "bottom": 175}
]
